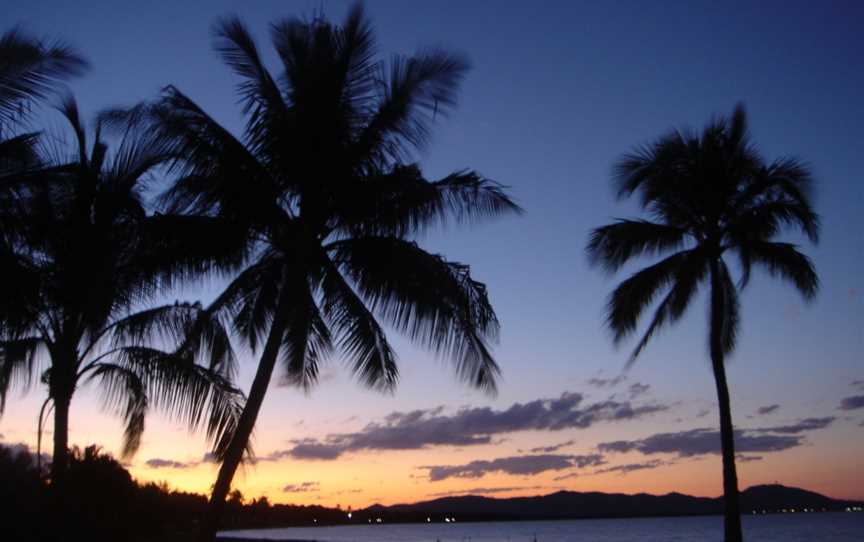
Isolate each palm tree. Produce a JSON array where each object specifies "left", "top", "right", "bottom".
[
  {"left": 586, "top": 104, "right": 818, "bottom": 542},
  {"left": 0, "top": 96, "right": 245, "bottom": 510},
  {"left": 119, "top": 5, "right": 521, "bottom": 540}
]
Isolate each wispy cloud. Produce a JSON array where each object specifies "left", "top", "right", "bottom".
[
  {"left": 144, "top": 458, "right": 196, "bottom": 469},
  {"left": 736, "top": 455, "right": 763, "bottom": 462},
  {"left": 593, "top": 459, "right": 672, "bottom": 475},
  {"left": 587, "top": 375, "right": 626, "bottom": 388},
  {"left": 283, "top": 481, "right": 320, "bottom": 493},
  {"left": 268, "top": 392, "right": 669, "bottom": 461},
  {"left": 529, "top": 440, "right": 575, "bottom": 453},
  {"left": 627, "top": 382, "right": 651, "bottom": 399},
  {"left": 422, "top": 454, "right": 606, "bottom": 481},
  {"left": 427, "top": 485, "right": 552, "bottom": 497},
  {"left": 752, "top": 417, "right": 835, "bottom": 434},
  {"left": 598, "top": 416, "right": 834, "bottom": 459},
  {"left": 839, "top": 395, "right": 864, "bottom": 411},
  {"left": 755, "top": 404, "right": 780, "bottom": 416}
]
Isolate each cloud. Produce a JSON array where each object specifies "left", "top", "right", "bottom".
[
  {"left": 427, "top": 485, "right": 551, "bottom": 497},
  {"left": 753, "top": 417, "right": 835, "bottom": 434},
  {"left": 695, "top": 409, "right": 711, "bottom": 418},
  {"left": 529, "top": 440, "right": 575, "bottom": 453},
  {"left": 422, "top": 454, "right": 606, "bottom": 482},
  {"left": 756, "top": 404, "right": 780, "bottom": 416},
  {"left": 145, "top": 458, "right": 195, "bottom": 469},
  {"left": 736, "top": 455, "right": 763, "bottom": 462},
  {"left": 839, "top": 395, "right": 864, "bottom": 411},
  {"left": 201, "top": 453, "right": 219, "bottom": 463},
  {"left": 852, "top": 380, "right": 864, "bottom": 391},
  {"left": 283, "top": 481, "right": 319, "bottom": 493},
  {"left": 329, "top": 488, "right": 363, "bottom": 495},
  {"left": 599, "top": 429, "right": 803, "bottom": 457},
  {"left": 277, "top": 440, "right": 344, "bottom": 461},
  {"left": 272, "top": 392, "right": 669, "bottom": 461},
  {"left": 598, "top": 415, "right": 835, "bottom": 459},
  {"left": 627, "top": 383, "right": 651, "bottom": 399},
  {"left": 587, "top": 375, "right": 626, "bottom": 388},
  {"left": 593, "top": 459, "right": 671, "bottom": 475}
]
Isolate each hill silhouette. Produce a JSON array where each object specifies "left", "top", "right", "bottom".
[{"left": 353, "top": 485, "right": 860, "bottom": 523}]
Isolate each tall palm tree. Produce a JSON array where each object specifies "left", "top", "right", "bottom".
[
  {"left": 586, "top": 104, "right": 819, "bottom": 542},
  {"left": 119, "top": 5, "right": 521, "bottom": 540},
  {"left": 0, "top": 96, "right": 245, "bottom": 505}
]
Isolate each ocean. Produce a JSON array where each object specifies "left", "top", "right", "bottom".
[{"left": 219, "top": 512, "right": 864, "bottom": 541}]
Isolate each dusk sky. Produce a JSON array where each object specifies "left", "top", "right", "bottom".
[{"left": 2, "top": 0, "right": 862, "bottom": 508}]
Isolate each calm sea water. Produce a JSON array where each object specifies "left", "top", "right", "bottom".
[{"left": 220, "top": 513, "right": 864, "bottom": 542}]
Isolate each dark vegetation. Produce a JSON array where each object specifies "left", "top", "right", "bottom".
[{"left": 0, "top": 443, "right": 345, "bottom": 541}]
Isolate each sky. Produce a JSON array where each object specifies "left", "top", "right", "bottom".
[{"left": 1, "top": 0, "right": 862, "bottom": 508}]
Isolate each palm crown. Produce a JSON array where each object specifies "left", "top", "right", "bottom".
[
  {"left": 0, "top": 96, "right": 244, "bottom": 461},
  {"left": 125, "top": 5, "right": 522, "bottom": 395},
  {"left": 588, "top": 104, "right": 819, "bottom": 363}
]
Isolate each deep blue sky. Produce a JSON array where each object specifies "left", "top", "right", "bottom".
[{"left": 3, "top": 0, "right": 862, "bottom": 502}]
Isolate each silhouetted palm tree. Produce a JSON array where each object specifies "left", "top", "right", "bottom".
[
  {"left": 587, "top": 104, "right": 818, "bottom": 542},
  {"left": 118, "top": 5, "right": 520, "bottom": 540},
  {"left": 0, "top": 96, "right": 245, "bottom": 507}
]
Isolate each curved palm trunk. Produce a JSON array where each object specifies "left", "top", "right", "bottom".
[
  {"left": 710, "top": 259, "right": 743, "bottom": 542},
  {"left": 197, "top": 293, "right": 291, "bottom": 542}
]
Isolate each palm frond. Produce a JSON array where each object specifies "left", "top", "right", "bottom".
[
  {"left": 212, "top": 15, "right": 289, "bottom": 156},
  {"left": 587, "top": 219, "right": 688, "bottom": 273},
  {"left": 319, "top": 255, "right": 397, "bottom": 391},
  {"left": 86, "top": 362, "right": 147, "bottom": 458},
  {"left": 221, "top": 253, "right": 288, "bottom": 353},
  {"left": 355, "top": 48, "right": 469, "bottom": 162},
  {"left": 135, "top": 213, "right": 251, "bottom": 290},
  {"left": 0, "top": 27, "right": 88, "bottom": 124},
  {"left": 88, "top": 347, "right": 245, "bottom": 459},
  {"left": 732, "top": 158, "right": 819, "bottom": 243},
  {"left": 55, "top": 93, "right": 88, "bottom": 165},
  {"left": 606, "top": 249, "right": 697, "bottom": 344},
  {"left": 329, "top": 236, "right": 500, "bottom": 394},
  {"left": 101, "top": 301, "right": 237, "bottom": 378},
  {"left": 716, "top": 260, "right": 740, "bottom": 356},
  {"left": 0, "top": 336, "right": 45, "bottom": 413},
  {"left": 279, "top": 276, "right": 333, "bottom": 391},
  {"left": 0, "top": 132, "right": 40, "bottom": 180},
  {"left": 625, "top": 249, "right": 709, "bottom": 364},
  {"left": 337, "top": 165, "right": 521, "bottom": 236},
  {"left": 743, "top": 241, "right": 819, "bottom": 299}
]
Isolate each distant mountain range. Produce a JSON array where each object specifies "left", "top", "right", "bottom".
[{"left": 355, "top": 485, "right": 861, "bottom": 523}]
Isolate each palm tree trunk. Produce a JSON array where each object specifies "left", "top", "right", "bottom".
[
  {"left": 710, "top": 259, "right": 743, "bottom": 542},
  {"left": 49, "top": 389, "right": 72, "bottom": 542},
  {"left": 50, "top": 392, "right": 71, "bottom": 484},
  {"left": 197, "top": 292, "right": 292, "bottom": 542}
]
